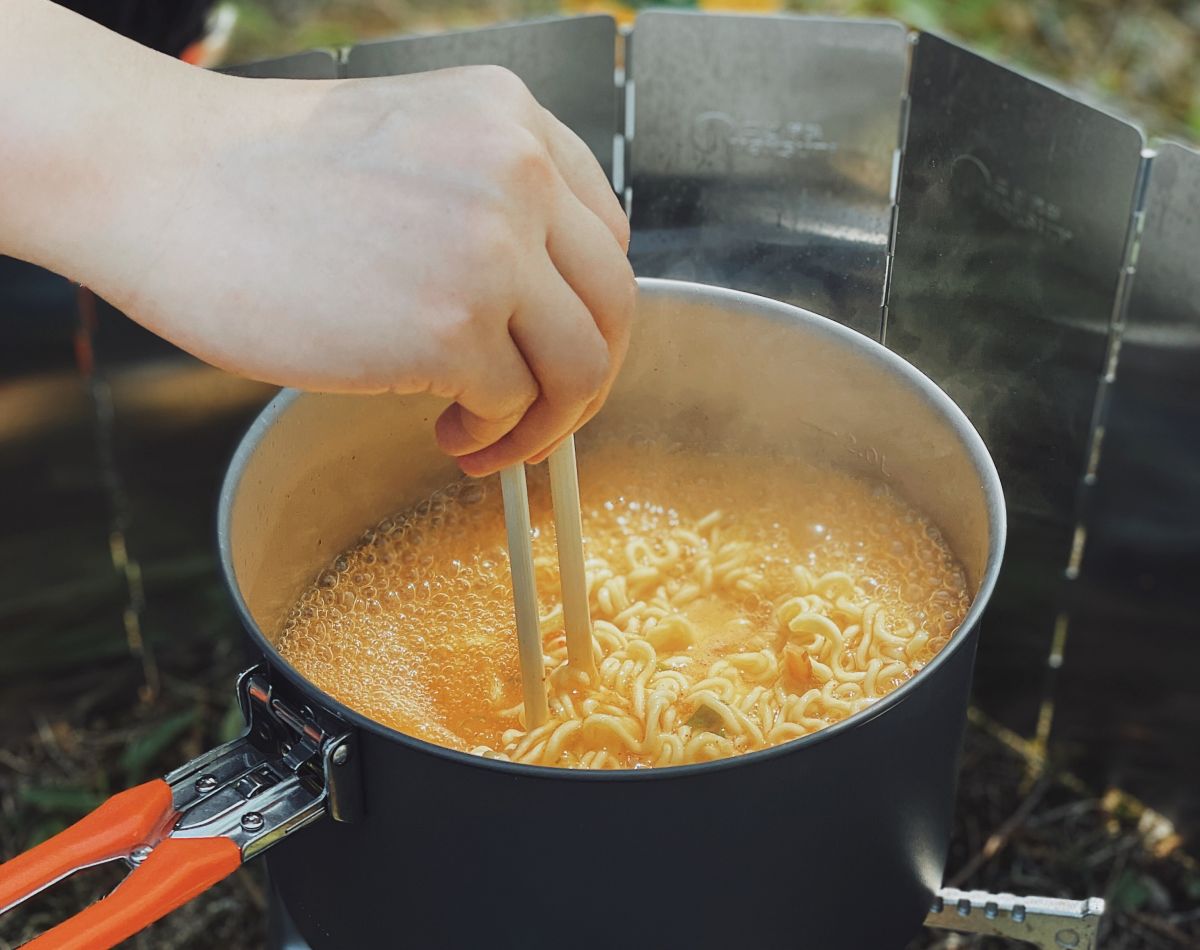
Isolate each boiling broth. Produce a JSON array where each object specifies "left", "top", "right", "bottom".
[{"left": 277, "top": 444, "right": 971, "bottom": 768}]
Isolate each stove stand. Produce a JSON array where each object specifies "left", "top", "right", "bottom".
[{"left": 927, "top": 888, "right": 1105, "bottom": 949}]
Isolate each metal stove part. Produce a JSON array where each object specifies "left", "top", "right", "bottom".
[{"left": 926, "top": 888, "right": 1105, "bottom": 949}]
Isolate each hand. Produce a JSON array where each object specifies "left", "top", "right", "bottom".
[
  {"left": 108, "top": 67, "right": 635, "bottom": 477},
  {"left": 1, "top": 2, "right": 635, "bottom": 477}
]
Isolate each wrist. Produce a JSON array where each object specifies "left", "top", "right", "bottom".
[
  {"left": 0, "top": 1, "right": 232, "bottom": 296},
  {"left": 70, "top": 62, "right": 236, "bottom": 305}
]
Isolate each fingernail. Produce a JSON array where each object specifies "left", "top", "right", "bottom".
[{"left": 457, "top": 453, "right": 497, "bottom": 478}]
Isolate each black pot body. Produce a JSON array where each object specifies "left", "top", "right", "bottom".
[
  {"left": 218, "top": 281, "right": 1005, "bottom": 950},
  {"left": 264, "top": 627, "right": 977, "bottom": 949}
]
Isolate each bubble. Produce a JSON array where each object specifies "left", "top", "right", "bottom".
[{"left": 278, "top": 442, "right": 970, "bottom": 766}]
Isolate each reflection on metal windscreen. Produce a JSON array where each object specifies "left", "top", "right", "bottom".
[
  {"left": 345, "top": 17, "right": 618, "bottom": 179},
  {"left": 889, "top": 34, "right": 1145, "bottom": 522},
  {"left": 220, "top": 50, "right": 339, "bottom": 79},
  {"left": 1056, "top": 141, "right": 1200, "bottom": 837},
  {"left": 628, "top": 11, "right": 907, "bottom": 339},
  {"left": 887, "top": 34, "right": 1145, "bottom": 735}
]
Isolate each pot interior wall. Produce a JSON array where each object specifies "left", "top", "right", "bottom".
[{"left": 225, "top": 280, "right": 997, "bottom": 649}]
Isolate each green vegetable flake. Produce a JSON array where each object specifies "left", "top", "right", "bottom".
[{"left": 686, "top": 705, "right": 724, "bottom": 734}]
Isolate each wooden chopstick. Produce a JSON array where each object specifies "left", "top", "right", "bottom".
[
  {"left": 500, "top": 463, "right": 549, "bottom": 728},
  {"left": 499, "top": 435, "right": 597, "bottom": 727},
  {"left": 548, "top": 437, "right": 597, "bottom": 680}
]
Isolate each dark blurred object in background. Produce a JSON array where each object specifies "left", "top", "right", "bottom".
[{"left": 54, "top": 0, "right": 216, "bottom": 55}]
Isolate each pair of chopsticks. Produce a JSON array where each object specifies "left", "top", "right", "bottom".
[{"left": 499, "top": 436, "right": 595, "bottom": 727}]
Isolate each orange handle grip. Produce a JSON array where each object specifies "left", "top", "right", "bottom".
[
  {"left": 22, "top": 837, "right": 241, "bottom": 950},
  {"left": 0, "top": 780, "right": 173, "bottom": 914},
  {"left": 0, "top": 778, "right": 242, "bottom": 949}
]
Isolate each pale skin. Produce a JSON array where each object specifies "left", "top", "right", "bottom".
[{"left": 0, "top": 0, "right": 636, "bottom": 476}]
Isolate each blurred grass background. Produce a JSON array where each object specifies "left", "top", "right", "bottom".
[{"left": 219, "top": 0, "right": 1200, "bottom": 142}]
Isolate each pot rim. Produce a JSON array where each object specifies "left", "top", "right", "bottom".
[{"left": 217, "top": 277, "right": 1007, "bottom": 782}]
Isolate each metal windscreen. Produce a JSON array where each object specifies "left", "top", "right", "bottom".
[
  {"left": 886, "top": 33, "right": 1146, "bottom": 735},
  {"left": 627, "top": 11, "right": 907, "bottom": 339},
  {"left": 1056, "top": 141, "right": 1200, "bottom": 835},
  {"left": 345, "top": 16, "right": 618, "bottom": 179}
]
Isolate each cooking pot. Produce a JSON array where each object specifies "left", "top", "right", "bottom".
[{"left": 0, "top": 279, "right": 1005, "bottom": 949}]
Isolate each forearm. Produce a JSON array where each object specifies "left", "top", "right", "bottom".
[
  {"left": 0, "top": 5, "right": 636, "bottom": 473},
  {"left": 0, "top": 0, "right": 222, "bottom": 290}
]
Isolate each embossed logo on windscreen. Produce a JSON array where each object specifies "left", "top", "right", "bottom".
[
  {"left": 950, "top": 154, "right": 1074, "bottom": 244},
  {"left": 692, "top": 111, "right": 838, "bottom": 163}
]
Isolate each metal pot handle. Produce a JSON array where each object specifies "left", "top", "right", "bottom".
[{"left": 0, "top": 668, "right": 357, "bottom": 949}]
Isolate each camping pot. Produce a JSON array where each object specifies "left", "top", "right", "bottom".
[{"left": 0, "top": 279, "right": 1004, "bottom": 949}]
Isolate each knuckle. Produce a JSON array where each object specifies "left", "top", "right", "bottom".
[
  {"left": 471, "top": 65, "right": 532, "bottom": 103},
  {"left": 501, "top": 130, "right": 555, "bottom": 188}
]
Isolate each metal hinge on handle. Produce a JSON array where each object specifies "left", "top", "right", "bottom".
[
  {"left": 161, "top": 667, "right": 361, "bottom": 862},
  {"left": 925, "top": 887, "right": 1105, "bottom": 949}
]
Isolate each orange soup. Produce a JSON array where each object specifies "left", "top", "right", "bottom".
[{"left": 277, "top": 444, "right": 971, "bottom": 768}]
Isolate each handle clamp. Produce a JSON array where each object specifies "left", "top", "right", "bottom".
[
  {"left": 0, "top": 667, "right": 361, "bottom": 949},
  {"left": 162, "top": 667, "right": 359, "bottom": 862}
]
